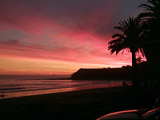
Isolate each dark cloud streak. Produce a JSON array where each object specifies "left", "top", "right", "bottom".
[{"left": 0, "top": 0, "right": 147, "bottom": 39}]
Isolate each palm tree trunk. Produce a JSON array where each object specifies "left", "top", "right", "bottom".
[{"left": 132, "top": 51, "right": 139, "bottom": 87}]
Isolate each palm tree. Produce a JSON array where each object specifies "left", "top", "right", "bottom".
[
  {"left": 108, "top": 17, "right": 146, "bottom": 87},
  {"left": 138, "top": 0, "right": 160, "bottom": 81},
  {"left": 138, "top": 0, "right": 160, "bottom": 40}
]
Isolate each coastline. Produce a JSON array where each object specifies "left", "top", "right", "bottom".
[
  {"left": 0, "top": 86, "right": 159, "bottom": 120},
  {"left": 0, "top": 78, "right": 132, "bottom": 99}
]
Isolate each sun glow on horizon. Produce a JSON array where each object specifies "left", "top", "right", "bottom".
[{"left": 0, "top": 56, "right": 126, "bottom": 75}]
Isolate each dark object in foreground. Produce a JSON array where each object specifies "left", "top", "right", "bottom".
[
  {"left": 96, "top": 107, "right": 160, "bottom": 120},
  {"left": 97, "top": 98, "right": 160, "bottom": 120}
]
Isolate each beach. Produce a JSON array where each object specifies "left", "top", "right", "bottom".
[
  {"left": 0, "top": 85, "right": 159, "bottom": 120},
  {"left": 0, "top": 75, "right": 131, "bottom": 99}
]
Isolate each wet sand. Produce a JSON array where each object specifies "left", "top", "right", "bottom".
[{"left": 0, "top": 86, "right": 159, "bottom": 120}]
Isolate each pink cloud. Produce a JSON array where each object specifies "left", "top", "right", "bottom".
[
  {"left": 0, "top": 38, "right": 134, "bottom": 68},
  {"left": 0, "top": 0, "right": 148, "bottom": 75},
  {"left": 0, "top": 0, "right": 121, "bottom": 38}
]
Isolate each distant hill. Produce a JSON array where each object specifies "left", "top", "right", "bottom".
[{"left": 71, "top": 62, "right": 150, "bottom": 80}]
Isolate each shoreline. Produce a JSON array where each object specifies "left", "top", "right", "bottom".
[
  {"left": 0, "top": 86, "right": 159, "bottom": 120},
  {"left": 0, "top": 81, "right": 132, "bottom": 100}
]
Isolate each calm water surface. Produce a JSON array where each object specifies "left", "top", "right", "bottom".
[{"left": 0, "top": 75, "right": 131, "bottom": 99}]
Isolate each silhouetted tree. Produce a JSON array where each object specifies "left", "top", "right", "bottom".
[
  {"left": 108, "top": 17, "right": 146, "bottom": 87},
  {"left": 138, "top": 0, "right": 160, "bottom": 81},
  {"left": 138, "top": 0, "right": 160, "bottom": 40}
]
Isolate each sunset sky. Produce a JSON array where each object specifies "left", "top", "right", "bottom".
[{"left": 0, "top": 0, "right": 147, "bottom": 75}]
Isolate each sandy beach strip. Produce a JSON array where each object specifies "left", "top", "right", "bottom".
[{"left": 0, "top": 86, "right": 159, "bottom": 120}]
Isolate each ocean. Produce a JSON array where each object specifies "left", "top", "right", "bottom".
[{"left": 0, "top": 75, "right": 132, "bottom": 99}]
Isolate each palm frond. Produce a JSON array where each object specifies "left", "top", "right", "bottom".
[
  {"left": 138, "top": 0, "right": 160, "bottom": 19},
  {"left": 124, "top": 20, "right": 129, "bottom": 30},
  {"left": 108, "top": 42, "right": 126, "bottom": 55},
  {"left": 148, "top": 0, "right": 160, "bottom": 8},
  {"left": 108, "top": 38, "right": 123, "bottom": 45},
  {"left": 138, "top": 0, "right": 160, "bottom": 40},
  {"left": 139, "top": 4, "right": 155, "bottom": 11},
  {"left": 113, "top": 26, "right": 125, "bottom": 32},
  {"left": 108, "top": 16, "right": 145, "bottom": 56},
  {"left": 121, "top": 48, "right": 126, "bottom": 54},
  {"left": 119, "top": 20, "right": 128, "bottom": 31},
  {"left": 139, "top": 48, "right": 145, "bottom": 57},
  {"left": 138, "top": 12, "right": 157, "bottom": 19},
  {"left": 112, "top": 33, "right": 124, "bottom": 39}
]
